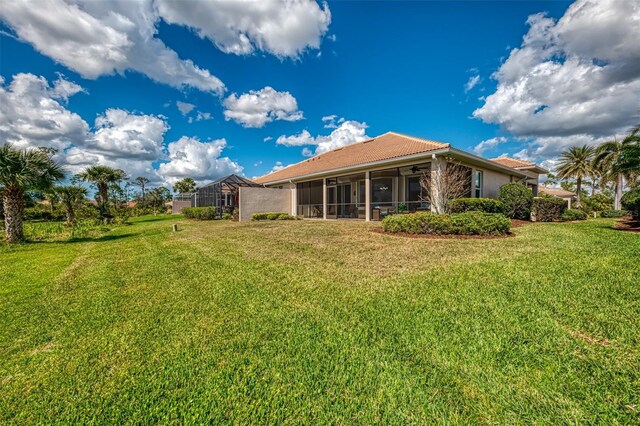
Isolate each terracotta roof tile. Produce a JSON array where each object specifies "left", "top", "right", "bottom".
[
  {"left": 490, "top": 157, "right": 536, "bottom": 169},
  {"left": 255, "top": 132, "right": 449, "bottom": 184},
  {"left": 539, "top": 186, "right": 575, "bottom": 197}
]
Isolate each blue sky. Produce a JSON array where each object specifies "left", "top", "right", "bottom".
[{"left": 1, "top": 0, "right": 638, "bottom": 185}]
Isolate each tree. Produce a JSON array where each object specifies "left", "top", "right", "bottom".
[
  {"left": 556, "top": 145, "right": 594, "bottom": 208},
  {"left": 173, "top": 177, "right": 196, "bottom": 194},
  {"left": 75, "top": 166, "right": 126, "bottom": 217},
  {"left": 419, "top": 160, "right": 471, "bottom": 213},
  {"left": 0, "top": 144, "right": 65, "bottom": 242},
  {"left": 133, "top": 176, "right": 151, "bottom": 201},
  {"left": 55, "top": 186, "right": 87, "bottom": 223},
  {"left": 616, "top": 125, "right": 640, "bottom": 176},
  {"left": 146, "top": 187, "right": 172, "bottom": 215},
  {"left": 594, "top": 138, "right": 632, "bottom": 210}
]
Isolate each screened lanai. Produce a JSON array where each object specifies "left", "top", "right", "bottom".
[{"left": 191, "top": 174, "right": 263, "bottom": 214}]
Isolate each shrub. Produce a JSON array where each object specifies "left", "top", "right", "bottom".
[
  {"left": 583, "top": 193, "right": 613, "bottom": 212},
  {"left": 382, "top": 211, "right": 510, "bottom": 235},
  {"left": 532, "top": 197, "right": 567, "bottom": 222},
  {"left": 251, "top": 212, "right": 296, "bottom": 221},
  {"left": 621, "top": 188, "right": 640, "bottom": 220},
  {"left": 562, "top": 209, "right": 588, "bottom": 221},
  {"left": 182, "top": 207, "right": 217, "bottom": 220},
  {"left": 448, "top": 198, "right": 505, "bottom": 214},
  {"left": 221, "top": 213, "right": 232, "bottom": 220},
  {"left": 600, "top": 209, "right": 627, "bottom": 218},
  {"left": 499, "top": 183, "right": 533, "bottom": 220}
]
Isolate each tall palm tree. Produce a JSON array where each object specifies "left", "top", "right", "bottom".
[
  {"left": 0, "top": 144, "right": 65, "bottom": 242},
  {"left": 594, "top": 138, "right": 632, "bottom": 210},
  {"left": 55, "top": 186, "right": 88, "bottom": 224},
  {"left": 133, "top": 176, "right": 151, "bottom": 202},
  {"left": 75, "top": 166, "right": 126, "bottom": 216},
  {"left": 616, "top": 125, "right": 640, "bottom": 175},
  {"left": 556, "top": 145, "right": 595, "bottom": 208}
]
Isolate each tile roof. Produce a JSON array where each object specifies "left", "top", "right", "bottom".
[
  {"left": 254, "top": 132, "right": 449, "bottom": 184},
  {"left": 539, "top": 186, "right": 576, "bottom": 197},
  {"left": 490, "top": 157, "right": 536, "bottom": 169}
]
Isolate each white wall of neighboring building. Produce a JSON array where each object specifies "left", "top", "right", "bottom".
[{"left": 238, "top": 187, "right": 293, "bottom": 221}]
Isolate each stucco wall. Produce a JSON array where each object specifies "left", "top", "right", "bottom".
[
  {"left": 481, "top": 168, "right": 513, "bottom": 199},
  {"left": 172, "top": 200, "right": 192, "bottom": 214},
  {"left": 239, "top": 187, "right": 293, "bottom": 222}
]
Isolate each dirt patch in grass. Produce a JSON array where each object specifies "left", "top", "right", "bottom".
[
  {"left": 613, "top": 218, "right": 640, "bottom": 233},
  {"left": 510, "top": 219, "right": 530, "bottom": 228},
  {"left": 570, "top": 330, "right": 613, "bottom": 347},
  {"left": 370, "top": 228, "right": 515, "bottom": 239}
]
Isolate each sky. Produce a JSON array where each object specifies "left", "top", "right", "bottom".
[{"left": 1, "top": 0, "right": 639, "bottom": 187}]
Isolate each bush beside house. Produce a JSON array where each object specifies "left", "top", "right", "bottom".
[
  {"left": 182, "top": 207, "right": 217, "bottom": 220},
  {"left": 251, "top": 212, "right": 296, "bottom": 221},
  {"left": 621, "top": 188, "right": 640, "bottom": 220},
  {"left": 532, "top": 197, "right": 567, "bottom": 222},
  {"left": 600, "top": 209, "right": 627, "bottom": 218},
  {"left": 498, "top": 183, "right": 533, "bottom": 220},
  {"left": 382, "top": 211, "right": 510, "bottom": 236},
  {"left": 448, "top": 198, "right": 505, "bottom": 214},
  {"left": 562, "top": 209, "right": 588, "bottom": 221}
]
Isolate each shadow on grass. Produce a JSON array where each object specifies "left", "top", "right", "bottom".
[
  {"left": 129, "top": 215, "right": 175, "bottom": 224},
  {"left": 63, "top": 233, "right": 136, "bottom": 244}
]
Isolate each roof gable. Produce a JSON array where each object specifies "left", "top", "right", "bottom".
[{"left": 490, "top": 157, "right": 536, "bottom": 169}]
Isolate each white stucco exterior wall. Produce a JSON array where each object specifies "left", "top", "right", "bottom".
[{"left": 238, "top": 187, "right": 293, "bottom": 222}]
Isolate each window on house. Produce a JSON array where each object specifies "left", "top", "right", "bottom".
[
  {"left": 372, "top": 178, "right": 393, "bottom": 204},
  {"left": 475, "top": 171, "right": 483, "bottom": 198}
]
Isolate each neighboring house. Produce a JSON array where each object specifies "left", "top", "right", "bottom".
[
  {"left": 249, "top": 132, "right": 548, "bottom": 221},
  {"left": 538, "top": 186, "right": 577, "bottom": 209},
  {"left": 489, "top": 157, "right": 548, "bottom": 196}
]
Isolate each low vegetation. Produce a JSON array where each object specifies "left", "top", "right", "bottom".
[
  {"left": 182, "top": 206, "right": 217, "bottom": 220},
  {"left": 382, "top": 211, "right": 510, "bottom": 235},
  {"left": 447, "top": 197, "right": 505, "bottom": 214},
  {"left": 1, "top": 216, "right": 638, "bottom": 423},
  {"left": 621, "top": 187, "right": 640, "bottom": 220},
  {"left": 499, "top": 183, "right": 533, "bottom": 220},
  {"left": 561, "top": 208, "right": 588, "bottom": 221},
  {"left": 251, "top": 212, "right": 296, "bottom": 221},
  {"left": 532, "top": 197, "right": 567, "bottom": 222},
  {"left": 600, "top": 209, "right": 627, "bottom": 218}
]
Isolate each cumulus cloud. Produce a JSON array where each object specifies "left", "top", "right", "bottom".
[
  {"left": 156, "top": 0, "right": 331, "bottom": 58},
  {"left": 157, "top": 136, "right": 242, "bottom": 185},
  {"left": 321, "top": 114, "right": 345, "bottom": 129},
  {"left": 276, "top": 118, "right": 369, "bottom": 156},
  {"left": 0, "top": 0, "right": 225, "bottom": 94},
  {"left": 0, "top": 73, "right": 89, "bottom": 152},
  {"left": 464, "top": 75, "right": 480, "bottom": 93},
  {"left": 176, "top": 101, "right": 196, "bottom": 116},
  {"left": 473, "top": 0, "right": 640, "bottom": 161},
  {"left": 223, "top": 87, "right": 304, "bottom": 128},
  {"left": 473, "top": 136, "right": 508, "bottom": 155},
  {"left": 270, "top": 161, "right": 286, "bottom": 172},
  {"left": 0, "top": 72, "right": 240, "bottom": 184}
]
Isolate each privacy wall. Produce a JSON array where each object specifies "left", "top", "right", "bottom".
[{"left": 238, "top": 187, "right": 293, "bottom": 222}]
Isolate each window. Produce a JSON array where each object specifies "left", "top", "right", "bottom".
[
  {"left": 406, "top": 176, "right": 422, "bottom": 202},
  {"left": 372, "top": 178, "right": 393, "bottom": 203},
  {"left": 475, "top": 171, "right": 483, "bottom": 198}
]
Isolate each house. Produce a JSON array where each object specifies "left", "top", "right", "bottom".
[
  {"left": 538, "top": 186, "right": 577, "bottom": 209},
  {"left": 247, "top": 132, "right": 548, "bottom": 221}
]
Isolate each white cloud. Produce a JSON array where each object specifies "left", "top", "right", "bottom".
[
  {"left": 276, "top": 119, "right": 369, "bottom": 155},
  {"left": 223, "top": 87, "right": 303, "bottom": 128},
  {"left": 464, "top": 75, "right": 480, "bottom": 93},
  {"left": 0, "top": 0, "right": 225, "bottom": 93},
  {"left": 176, "top": 101, "right": 196, "bottom": 116},
  {"left": 473, "top": 136, "right": 507, "bottom": 155},
  {"left": 195, "top": 111, "right": 212, "bottom": 121},
  {"left": 0, "top": 73, "right": 89, "bottom": 152},
  {"left": 321, "top": 114, "right": 345, "bottom": 128},
  {"left": 473, "top": 0, "right": 640, "bottom": 161},
  {"left": 301, "top": 147, "right": 314, "bottom": 157},
  {"left": 157, "top": 136, "right": 242, "bottom": 185},
  {"left": 270, "top": 161, "right": 286, "bottom": 172},
  {"left": 156, "top": 0, "right": 331, "bottom": 58},
  {"left": 276, "top": 129, "right": 315, "bottom": 147},
  {"left": 263, "top": 136, "right": 273, "bottom": 142}
]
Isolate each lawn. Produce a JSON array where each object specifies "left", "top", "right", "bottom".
[{"left": 1, "top": 216, "right": 639, "bottom": 424}]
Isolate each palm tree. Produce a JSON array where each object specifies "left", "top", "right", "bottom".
[
  {"left": 0, "top": 144, "right": 65, "bottom": 242},
  {"left": 616, "top": 125, "right": 640, "bottom": 175},
  {"left": 173, "top": 177, "right": 196, "bottom": 194},
  {"left": 75, "top": 166, "right": 126, "bottom": 217},
  {"left": 133, "top": 176, "right": 151, "bottom": 202},
  {"left": 556, "top": 145, "right": 595, "bottom": 208},
  {"left": 594, "top": 138, "right": 630, "bottom": 210},
  {"left": 55, "top": 186, "right": 87, "bottom": 224}
]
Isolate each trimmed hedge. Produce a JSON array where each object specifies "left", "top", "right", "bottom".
[
  {"left": 621, "top": 188, "right": 640, "bottom": 220},
  {"left": 382, "top": 211, "right": 510, "bottom": 235},
  {"left": 600, "top": 209, "right": 627, "bottom": 218},
  {"left": 221, "top": 213, "right": 232, "bottom": 220},
  {"left": 532, "top": 197, "right": 567, "bottom": 222},
  {"left": 499, "top": 183, "right": 533, "bottom": 220},
  {"left": 448, "top": 198, "right": 505, "bottom": 214},
  {"left": 182, "top": 207, "right": 217, "bottom": 220},
  {"left": 562, "top": 209, "right": 588, "bottom": 221},
  {"left": 251, "top": 212, "right": 296, "bottom": 221}
]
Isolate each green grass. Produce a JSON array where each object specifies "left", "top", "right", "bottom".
[{"left": 1, "top": 216, "right": 639, "bottom": 424}]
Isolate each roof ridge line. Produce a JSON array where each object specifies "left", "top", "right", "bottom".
[{"left": 387, "top": 131, "right": 450, "bottom": 147}]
